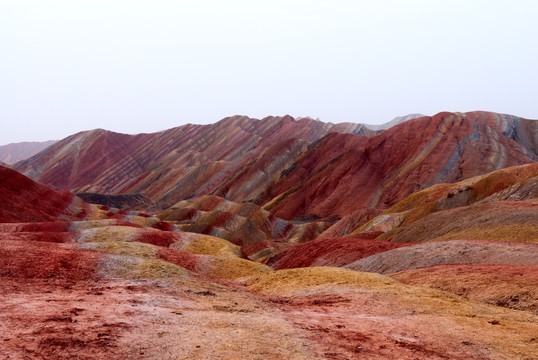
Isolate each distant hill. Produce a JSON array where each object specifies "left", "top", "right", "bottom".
[
  {"left": 363, "top": 113, "right": 424, "bottom": 131},
  {"left": 0, "top": 140, "right": 56, "bottom": 164}
]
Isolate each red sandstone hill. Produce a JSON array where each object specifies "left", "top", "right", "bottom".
[
  {"left": 14, "top": 116, "right": 370, "bottom": 210},
  {"left": 0, "top": 165, "right": 92, "bottom": 223},
  {"left": 261, "top": 112, "right": 537, "bottom": 220},
  {"left": 0, "top": 140, "right": 56, "bottom": 164}
]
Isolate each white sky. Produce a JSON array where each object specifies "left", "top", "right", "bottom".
[{"left": 1, "top": 0, "right": 537, "bottom": 145}]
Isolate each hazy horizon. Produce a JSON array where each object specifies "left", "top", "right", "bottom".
[{"left": 1, "top": 1, "right": 537, "bottom": 145}]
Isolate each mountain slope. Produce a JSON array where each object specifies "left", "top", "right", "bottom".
[
  {"left": 261, "top": 111, "right": 536, "bottom": 220},
  {"left": 349, "top": 163, "right": 538, "bottom": 242}
]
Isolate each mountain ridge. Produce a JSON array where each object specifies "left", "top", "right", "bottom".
[{"left": 13, "top": 111, "right": 537, "bottom": 225}]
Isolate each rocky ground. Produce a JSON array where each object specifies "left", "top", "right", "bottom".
[{"left": 1, "top": 237, "right": 537, "bottom": 359}]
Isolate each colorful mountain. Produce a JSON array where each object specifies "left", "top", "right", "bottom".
[
  {"left": 14, "top": 116, "right": 369, "bottom": 210},
  {"left": 15, "top": 112, "right": 536, "bottom": 222},
  {"left": 261, "top": 112, "right": 537, "bottom": 220}
]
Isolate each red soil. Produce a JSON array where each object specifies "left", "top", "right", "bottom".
[
  {"left": 264, "top": 287, "right": 538, "bottom": 360},
  {"left": 0, "top": 240, "right": 99, "bottom": 281},
  {"left": 128, "top": 229, "right": 181, "bottom": 247},
  {"left": 155, "top": 247, "right": 201, "bottom": 272},
  {"left": 0, "top": 231, "right": 75, "bottom": 244},
  {"left": 0, "top": 221, "right": 72, "bottom": 233}
]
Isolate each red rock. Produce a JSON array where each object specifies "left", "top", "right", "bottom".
[
  {"left": 265, "top": 237, "right": 415, "bottom": 270},
  {"left": 263, "top": 112, "right": 536, "bottom": 220},
  {"left": 0, "top": 240, "right": 100, "bottom": 280},
  {"left": 0, "top": 165, "right": 91, "bottom": 223}
]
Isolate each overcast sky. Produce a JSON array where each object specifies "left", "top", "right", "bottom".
[{"left": 1, "top": 1, "right": 537, "bottom": 145}]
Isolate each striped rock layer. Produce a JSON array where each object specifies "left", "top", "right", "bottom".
[{"left": 14, "top": 116, "right": 370, "bottom": 211}]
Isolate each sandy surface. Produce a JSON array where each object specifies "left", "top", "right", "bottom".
[
  {"left": 1, "top": 240, "right": 538, "bottom": 360},
  {"left": 0, "top": 276, "right": 324, "bottom": 360}
]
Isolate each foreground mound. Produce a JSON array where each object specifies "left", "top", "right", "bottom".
[
  {"left": 0, "top": 238, "right": 318, "bottom": 359},
  {"left": 240, "top": 267, "right": 538, "bottom": 359}
]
